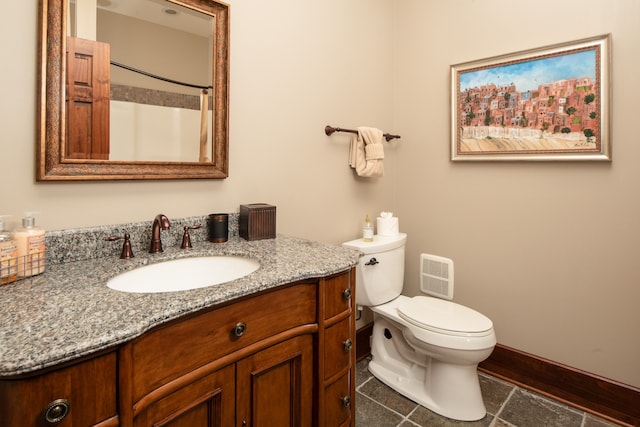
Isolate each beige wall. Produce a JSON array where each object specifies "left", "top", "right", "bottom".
[
  {"left": 394, "top": 0, "right": 640, "bottom": 388},
  {"left": 99, "top": 9, "right": 210, "bottom": 94},
  {"left": 0, "top": 0, "right": 396, "bottom": 235},
  {"left": 1, "top": 0, "right": 638, "bottom": 388}
]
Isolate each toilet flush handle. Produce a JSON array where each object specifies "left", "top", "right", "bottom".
[{"left": 365, "top": 257, "right": 379, "bottom": 266}]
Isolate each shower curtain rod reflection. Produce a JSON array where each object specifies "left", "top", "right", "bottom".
[
  {"left": 111, "top": 60, "right": 212, "bottom": 90},
  {"left": 325, "top": 125, "right": 401, "bottom": 142}
]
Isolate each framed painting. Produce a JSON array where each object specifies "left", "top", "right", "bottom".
[{"left": 451, "top": 34, "right": 611, "bottom": 161}]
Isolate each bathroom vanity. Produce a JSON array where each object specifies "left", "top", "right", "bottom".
[{"left": 0, "top": 234, "right": 360, "bottom": 427}]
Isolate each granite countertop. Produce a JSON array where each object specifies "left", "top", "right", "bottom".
[{"left": 0, "top": 235, "right": 361, "bottom": 377}]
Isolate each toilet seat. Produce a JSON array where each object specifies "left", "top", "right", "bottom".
[{"left": 398, "top": 296, "right": 493, "bottom": 337}]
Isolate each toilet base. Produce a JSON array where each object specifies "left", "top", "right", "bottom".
[{"left": 370, "top": 317, "right": 489, "bottom": 421}]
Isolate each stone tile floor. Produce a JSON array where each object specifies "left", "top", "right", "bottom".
[{"left": 355, "top": 357, "right": 622, "bottom": 427}]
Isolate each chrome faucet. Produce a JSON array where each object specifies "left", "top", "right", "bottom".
[{"left": 149, "top": 214, "right": 171, "bottom": 253}]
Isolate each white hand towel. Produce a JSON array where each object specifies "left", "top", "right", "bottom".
[{"left": 348, "top": 127, "right": 384, "bottom": 178}]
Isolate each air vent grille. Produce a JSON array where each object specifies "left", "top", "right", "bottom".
[{"left": 420, "top": 253, "right": 454, "bottom": 300}]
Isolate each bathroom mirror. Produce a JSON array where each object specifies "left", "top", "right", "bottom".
[{"left": 37, "top": 0, "right": 229, "bottom": 180}]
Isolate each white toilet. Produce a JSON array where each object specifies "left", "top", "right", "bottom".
[{"left": 343, "top": 233, "right": 496, "bottom": 421}]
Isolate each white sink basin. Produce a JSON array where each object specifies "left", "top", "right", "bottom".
[{"left": 107, "top": 256, "right": 260, "bottom": 293}]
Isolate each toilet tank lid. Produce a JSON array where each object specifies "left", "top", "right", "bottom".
[{"left": 342, "top": 233, "right": 407, "bottom": 254}]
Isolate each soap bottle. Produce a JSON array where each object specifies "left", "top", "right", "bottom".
[
  {"left": 0, "top": 216, "right": 18, "bottom": 284},
  {"left": 15, "top": 212, "right": 46, "bottom": 278},
  {"left": 363, "top": 215, "right": 374, "bottom": 242}
]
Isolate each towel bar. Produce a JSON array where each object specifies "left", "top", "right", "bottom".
[{"left": 325, "top": 125, "right": 401, "bottom": 142}]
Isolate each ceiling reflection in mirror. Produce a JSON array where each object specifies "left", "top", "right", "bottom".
[
  {"left": 37, "top": 0, "right": 229, "bottom": 180},
  {"left": 70, "top": 0, "right": 214, "bottom": 162}
]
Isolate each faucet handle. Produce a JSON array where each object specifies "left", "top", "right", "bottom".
[
  {"left": 180, "top": 225, "right": 202, "bottom": 249},
  {"left": 105, "top": 233, "right": 135, "bottom": 259}
]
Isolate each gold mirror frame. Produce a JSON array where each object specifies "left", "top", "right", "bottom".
[{"left": 37, "top": 0, "right": 229, "bottom": 181}]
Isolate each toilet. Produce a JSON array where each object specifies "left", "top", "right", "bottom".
[{"left": 343, "top": 233, "right": 496, "bottom": 421}]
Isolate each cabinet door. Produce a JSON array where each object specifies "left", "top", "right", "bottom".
[
  {"left": 236, "top": 334, "right": 313, "bottom": 427},
  {"left": 134, "top": 364, "right": 235, "bottom": 427},
  {"left": 0, "top": 352, "right": 117, "bottom": 427}
]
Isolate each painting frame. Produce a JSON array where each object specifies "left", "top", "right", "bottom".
[{"left": 451, "top": 34, "right": 611, "bottom": 162}]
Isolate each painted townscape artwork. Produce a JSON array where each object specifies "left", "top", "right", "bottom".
[{"left": 451, "top": 35, "right": 609, "bottom": 160}]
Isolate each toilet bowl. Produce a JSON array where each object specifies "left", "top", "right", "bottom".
[{"left": 343, "top": 233, "right": 496, "bottom": 421}]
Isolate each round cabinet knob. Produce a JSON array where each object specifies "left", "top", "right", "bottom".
[
  {"left": 44, "top": 399, "right": 70, "bottom": 424},
  {"left": 233, "top": 322, "right": 247, "bottom": 337},
  {"left": 343, "top": 338, "right": 353, "bottom": 353},
  {"left": 342, "top": 288, "right": 352, "bottom": 301},
  {"left": 341, "top": 395, "right": 351, "bottom": 408}
]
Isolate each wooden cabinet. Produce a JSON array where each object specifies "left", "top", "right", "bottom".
[
  {"left": 131, "top": 335, "right": 313, "bottom": 427},
  {"left": 123, "top": 282, "right": 317, "bottom": 427},
  {"left": 0, "top": 352, "right": 118, "bottom": 427},
  {"left": 0, "top": 269, "right": 355, "bottom": 427},
  {"left": 317, "top": 270, "right": 356, "bottom": 427},
  {"left": 122, "top": 283, "right": 317, "bottom": 406}
]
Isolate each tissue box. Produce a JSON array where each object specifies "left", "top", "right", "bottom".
[{"left": 239, "top": 204, "right": 276, "bottom": 240}]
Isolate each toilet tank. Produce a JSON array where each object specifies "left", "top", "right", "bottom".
[{"left": 342, "top": 233, "right": 407, "bottom": 307}]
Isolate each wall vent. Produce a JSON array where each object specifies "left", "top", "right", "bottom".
[{"left": 420, "top": 253, "right": 454, "bottom": 300}]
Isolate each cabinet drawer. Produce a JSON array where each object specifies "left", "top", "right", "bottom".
[
  {"left": 130, "top": 283, "right": 316, "bottom": 401},
  {"left": 0, "top": 352, "right": 117, "bottom": 427},
  {"left": 323, "top": 270, "right": 353, "bottom": 320},
  {"left": 324, "top": 374, "right": 352, "bottom": 427},
  {"left": 324, "top": 317, "right": 353, "bottom": 380}
]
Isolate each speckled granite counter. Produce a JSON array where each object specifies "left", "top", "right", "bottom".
[{"left": 0, "top": 234, "right": 360, "bottom": 377}]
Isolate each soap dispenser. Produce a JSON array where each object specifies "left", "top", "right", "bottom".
[
  {"left": 0, "top": 215, "right": 18, "bottom": 284},
  {"left": 363, "top": 215, "right": 374, "bottom": 242},
  {"left": 14, "top": 212, "right": 46, "bottom": 278}
]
